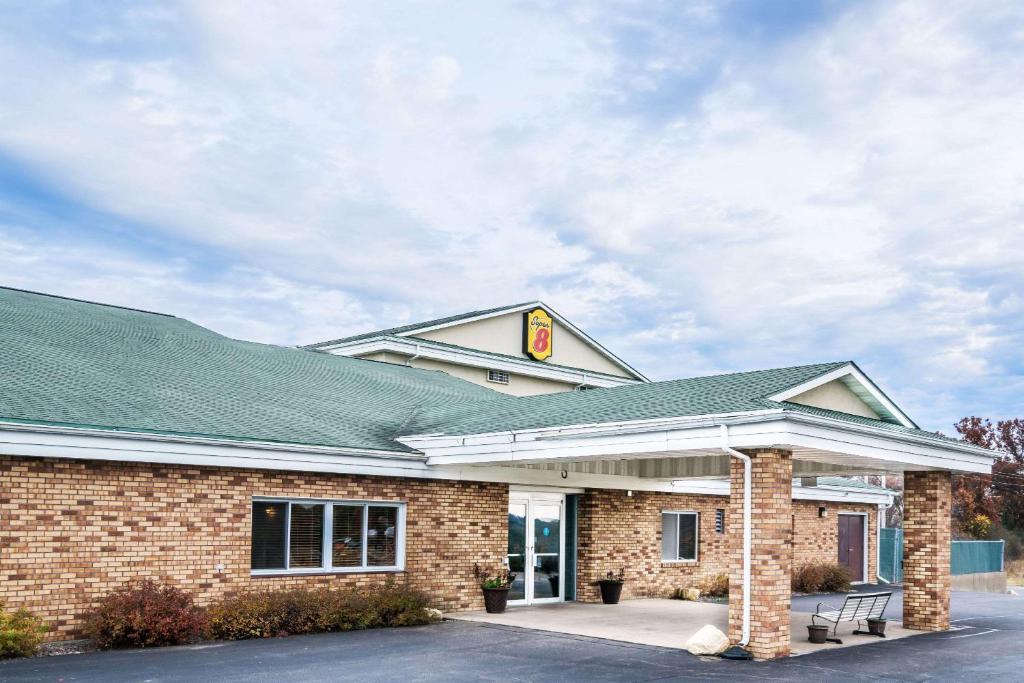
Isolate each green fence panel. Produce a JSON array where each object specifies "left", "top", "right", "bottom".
[
  {"left": 951, "top": 540, "right": 1005, "bottom": 575},
  {"left": 869, "top": 530, "right": 1004, "bottom": 583},
  {"left": 879, "top": 527, "right": 903, "bottom": 583}
]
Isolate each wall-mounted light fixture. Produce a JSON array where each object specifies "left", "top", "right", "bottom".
[{"left": 818, "top": 506, "right": 827, "bottom": 518}]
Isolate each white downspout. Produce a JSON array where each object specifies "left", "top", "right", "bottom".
[
  {"left": 720, "top": 424, "right": 751, "bottom": 648},
  {"left": 405, "top": 343, "right": 422, "bottom": 367}
]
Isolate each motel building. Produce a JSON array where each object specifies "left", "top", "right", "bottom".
[{"left": 0, "top": 287, "right": 994, "bottom": 659}]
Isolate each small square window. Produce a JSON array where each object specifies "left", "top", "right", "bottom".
[
  {"left": 487, "top": 369, "right": 509, "bottom": 384},
  {"left": 661, "top": 511, "right": 698, "bottom": 561}
]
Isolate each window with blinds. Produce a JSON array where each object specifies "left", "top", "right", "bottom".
[
  {"left": 332, "top": 505, "right": 364, "bottom": 567},
  {"left": 250, "top": 499, "right": 404, "bottom": 574},
  {"left": 288, "top": 503, "right": 324, "bottom": 568}
]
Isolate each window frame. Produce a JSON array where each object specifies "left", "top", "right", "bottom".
[
  {"left": 486, "top": 369, "right": 510, "bottom": 385},
  {"left": 661, "top": 510, "right": 699, "bottom": 563},
  {"left": 250, "top": 496, "right": 406, "bottom": 576}
]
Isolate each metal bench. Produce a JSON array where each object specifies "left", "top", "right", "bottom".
[{"left": 811, "top": 592, "right": 892, "bottom": 644}]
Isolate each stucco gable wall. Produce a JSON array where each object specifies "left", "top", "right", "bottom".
[
  {"left": 411, "top": 312, "right": 631, "bottom": 378},
  {"left": 787, "top": 379, "right": 881, "bottom": 419}
]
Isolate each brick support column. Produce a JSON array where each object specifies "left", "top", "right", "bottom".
[
  {"left": 728, "top": 449, "right": 793, "bottom": 660},
  {"left": 903, "top": 470, "right": 952, "bottom": 631}
]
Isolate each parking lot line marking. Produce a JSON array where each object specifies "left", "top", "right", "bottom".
[{"left": 947, "top": 628, "right": 999, "bottom": 639}]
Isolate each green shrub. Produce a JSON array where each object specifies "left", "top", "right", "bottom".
[
  {"left": 0, "top": 602, "right": 48, "bottom": 658},
  {"left": 701, "top": 574, "right": 729, "bottom": 598},
  {"left": 84, "top": 580, "right": 208, "bottom": 649},
  {"left": 208, "top": 580, "right": 435, "bottom": 641},
  {"left": 365, "top": 579, "right": 434, "bottom": 627}
]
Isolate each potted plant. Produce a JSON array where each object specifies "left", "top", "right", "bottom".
[
  {"left": 475, "top": 564, "right": 516, "bottom": 614},
  {"left": 597, "top": 569, "right": 625, "bottom": 604}
]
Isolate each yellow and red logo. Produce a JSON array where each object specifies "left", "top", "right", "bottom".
[{"left": 523, "top": 308, "right": 553, "bottom": 361}]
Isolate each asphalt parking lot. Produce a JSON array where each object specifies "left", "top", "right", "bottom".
[{"left": 2, "top": 589, "right": 1020, "bottom": 682}]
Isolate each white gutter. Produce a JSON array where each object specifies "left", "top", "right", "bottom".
[{"left": 720, "top": 424, "right": 751, "bottom": 648}]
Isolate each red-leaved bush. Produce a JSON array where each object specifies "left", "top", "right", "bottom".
[
  {"left": 84, "top": 580, "right": 208, "bottom": 649},
  {"left": 792, "top": 562, "right": 852, "bottom": 593},
  {"left": 208, "top": 579, "right": 435, "bottom": 641}
]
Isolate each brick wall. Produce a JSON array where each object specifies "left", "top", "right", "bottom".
[
  {"left": 575, "top": 487, "right": 878, "bottom": 603},
  {"left": 792, "top": 500, "right": 878, "bottom": 583},
  {"left": 902, "top": 470, "right": 951, "bottom": 630},
  {"left": 1, "top": 454, "right": 882, "bottom": 642},
  {"left": 728, "top": 449, "right": 793, "bottom": 659},
  {"left": 0, "top": 456, "right": 508, "bottom": 640},
  {"left": 575, "top": 490, "right": 731, "bottom": 601}
]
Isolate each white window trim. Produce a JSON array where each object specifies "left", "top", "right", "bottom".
[
  {"left": 251, "top": 496, "right": 406, "bottom": 576},
  {"left": 661, "top": 510, "right": 699, "bottom": 563}
]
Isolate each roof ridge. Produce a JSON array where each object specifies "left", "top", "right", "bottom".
[
  {"left": 681, "top": 360, "right": 849, "bottom": 384},
  {"left": 303, "top": 300, "right": 540, "bottom": 348},
  {"left": 0, "top": 285, "right": 176, "bottom": 318}
]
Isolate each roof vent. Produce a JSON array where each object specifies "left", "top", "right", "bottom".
[{"left": 487, "top": 369, "right": 509, "bottom": 385}]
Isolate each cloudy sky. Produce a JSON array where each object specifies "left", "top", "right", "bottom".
[{"left": 1, "top": 0, "right": 1022, "bottom": 432}]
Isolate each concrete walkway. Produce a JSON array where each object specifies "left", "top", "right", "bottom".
[{"left": 448, "top": 598, "right": 920, "bottom": 655}]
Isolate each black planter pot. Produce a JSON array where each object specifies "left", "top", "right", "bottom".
[
  {"left": 807, "top": 624, "right": 829, "bottom": 644},
  {"left": 867, "top": 618, "right": 887, "bottom": 636},
  {"left": 482, "top": 587, "right": 510, "bottom": 614},
  {"left": 598, "top": 581, "right": 623, "bottom": 604}
]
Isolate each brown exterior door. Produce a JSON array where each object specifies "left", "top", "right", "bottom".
[{"left": 838, "top": 514, "right": 865, "bottom": 582}]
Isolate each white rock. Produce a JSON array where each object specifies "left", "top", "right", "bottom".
[
  {"left": 426, "top": 608, "right": 443, "bottom": 622},
  {"left": 684, "top": 624, "right": 730, "bottom": 656}
]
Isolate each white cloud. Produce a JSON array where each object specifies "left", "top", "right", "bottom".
[{"left": 0, "top": 0, "right": 1022, "bottom": 430}]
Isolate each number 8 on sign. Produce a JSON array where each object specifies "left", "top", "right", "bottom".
[
  {"left": 533, "top": 328, "right": 550, "bottom": 353},
  {"left": 523, "top": 308, "right": 553, "bottom": 361}
]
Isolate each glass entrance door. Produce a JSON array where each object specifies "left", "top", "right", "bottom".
[{"left": 507, "top": 492, "right": 564, "bottom": 605}]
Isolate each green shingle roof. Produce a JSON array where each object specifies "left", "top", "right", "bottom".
[
  {"left": 1, "top": 286, "right": 951, "bottom": 456},
  {"left": 0, "top": 287, "right": 499, "bottom": 453},
  {"left": 403, "top": 362, "right": 851, "bottom": 435}
]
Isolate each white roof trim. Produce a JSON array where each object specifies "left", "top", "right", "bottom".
[
  {"left": 0, "top": 422, "right": 892, "bottom": 503},
  {"left": 670, "top": 478, "right": 893, "bottom": 505},
  {"left": 768, "top": 363, "right": 918, "bottom": 429},
  {"left": 392, "top": 301, "right": 650, "bottom": 381},
  {"left": 404, "top": 411, "right": 993, "bottom": 473},
  {"left": 317, "top": 336, "right": 641, "bottom": 388}
]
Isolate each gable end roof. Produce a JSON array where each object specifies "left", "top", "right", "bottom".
[{"left": 305, "top": 301, "right": 649, "bottom": 381}]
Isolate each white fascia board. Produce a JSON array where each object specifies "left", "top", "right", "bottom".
[
  {"left": 769, "top": 363, "right": 917, "bottom": 429},
  {"left": 415, "top": 413, "right": 994, "bottom": 473},
  {"left": 400, "top": 409, "right": 781, "bottom": 449},
  {"left": 780, "top": 413, "right": 993, "bottom": 471},
  {"left": 390, "top": 301, "right": 650, "bottom": 382},
  {"left": 320, "top": 336, "right": 639, "bottom": 388},
  {"left": 804, "top": 485, "right": 894, "bottom": 505},
  {"left": 0, "top": 423, "right": 895, "bottom": 504},
  {"left": 670, "top": 478, "right": 892, "bottom": 506},
  {"left": 0, "top": 422, "right": 430, "bottom": 475}
]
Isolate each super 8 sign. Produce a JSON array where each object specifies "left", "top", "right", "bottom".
[{"left": 523, "top": 308, "right": 553, "bottom": 361}]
